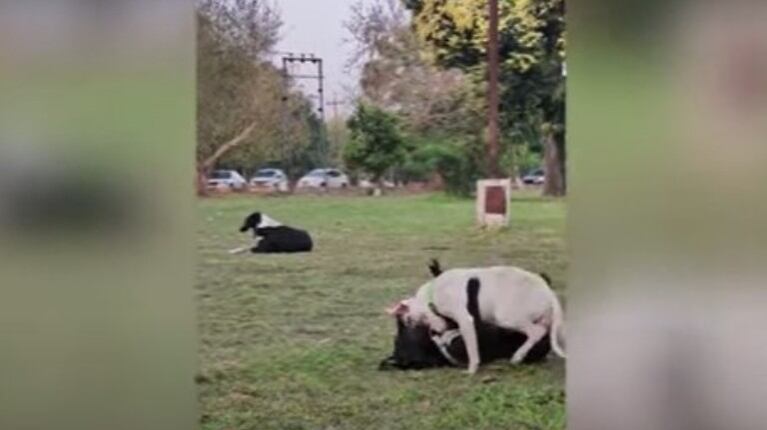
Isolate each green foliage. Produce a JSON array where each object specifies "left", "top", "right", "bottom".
[
  {"left": 280, "top": 106, "right": 329, "bottom": 179},
  {"left": 403, "top": 0, "right": 566, "bottom": 191},
  {"left": 345, "top": 0, "right": 566, "bottom": 194},
  {"left": 344, "top": 104, "right": 407, "bottom": 181},
  {"left": 402, "top": 137, "right": 485, "bottom": 196},
  {"left": 503, "top": 142, "right": 542, "bottom": 176}
]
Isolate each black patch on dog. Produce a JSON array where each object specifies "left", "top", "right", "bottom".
[
  {"left": 467, "top": 277, "right": 481, "bottom": 319},
  {"left": 239, "top": 211, "right": 313, "bottom": 253}
]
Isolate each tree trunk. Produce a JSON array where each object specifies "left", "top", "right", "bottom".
[
  {"left": 372, "top": 174, "right": 384, "bottom": 197},
  {"left": 542, "top": 130, "right": 566, "bottom": 196},
  {"left": 196, "top": 164, "right": 210, "bottom": 196}
]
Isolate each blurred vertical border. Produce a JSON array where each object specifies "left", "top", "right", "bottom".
[
  {"left": 569, "top": 1, "right": 767, "bottom": 429},
  {"left": 0, "top": 1, "right": 197, "bottom": 429}
]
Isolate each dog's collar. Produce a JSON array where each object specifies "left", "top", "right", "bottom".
[
  {"left": 426, "top": 281, "right": 438, "bottom": 315},
  {"left": 426, "top": 281, "right": 450, "bottom": 322}
]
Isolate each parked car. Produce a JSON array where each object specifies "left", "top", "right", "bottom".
[
  {"left": 296, "top": 168, "right": 350, "bottom": 189},
  {"left": 207, "top": 169, "right": 247, "bottom": 190},
  {"left": 522, "top": 168, "right": 545, "bottom": 185},
  {"left": 249, "top": 168, "right": 289, "bottom": 192}
]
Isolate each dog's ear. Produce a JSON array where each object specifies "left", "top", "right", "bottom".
[{"left": 386, "top": 300, "right": 410, "bottom": 317}]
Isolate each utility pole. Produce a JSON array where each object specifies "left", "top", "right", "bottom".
[
  {"left": 475, "top": 0, "right": 510, "bottom": 228},
  {"left": 281, "top": 53, "right": 325, "bottom": 122},
  {"left": 281, "top": 53, "right": 327, "bottom": 166},
  {"left": 487, "top": 0, "right": 501, "bottom": 179},
  {"left": 326, "top": 94, "right": 344, "bottom": 120},
  {"left": 326, "top": 94, "right": 346, "bottom": 164}
]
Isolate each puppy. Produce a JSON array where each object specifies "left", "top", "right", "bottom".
[
  {"left": 388, "top": 265, "right": 566, "bottom": 374},
  {"left": 236, "top": 211, "right": 313, "bottom": 253}
]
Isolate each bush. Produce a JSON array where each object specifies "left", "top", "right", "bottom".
[
  {"left": 403, "top": 138, "right": 483, "bottom": 196},
  {"left": 343, "top": 104, "right": 406, "bottom": 184},
  {"left": 500, "top": 143, "right": 543, "bottom": 178}
]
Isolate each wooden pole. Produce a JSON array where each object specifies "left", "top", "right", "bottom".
[{"left": 487, "top": 0, "right": 501, "bottom": 178}]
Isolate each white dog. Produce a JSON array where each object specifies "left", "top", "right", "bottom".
[{"left": 388, "top": 266, "right": 566, "bottom": 374}]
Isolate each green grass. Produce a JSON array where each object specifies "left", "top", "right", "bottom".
[{"left": 196, "top": 191, "right": 566, "bottom": 430}]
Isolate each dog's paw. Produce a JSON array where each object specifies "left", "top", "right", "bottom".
[
  {"left": 510, "top": 352, "right": 526, "bottom": 365},
  {"left": 465, "top": 363, "right": 479, "bottom": 375}
]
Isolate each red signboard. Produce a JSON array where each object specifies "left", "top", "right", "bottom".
[{"left": 485, "top": 185, "right": 507, "bottom": 215}]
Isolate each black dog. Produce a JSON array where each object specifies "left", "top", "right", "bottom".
[
  {"left": 379, "top": 259, "right": 551, "bottom": 370},
  {"left": 238, "top": 211, "right": 313, "bottom": 253}
]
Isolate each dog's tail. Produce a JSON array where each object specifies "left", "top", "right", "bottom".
[
  {"left": 428, "top": 259, "right": 443, "bottom": 277},
  {"left": 540, "top": 273, "right": 567, "bottom": 359}
]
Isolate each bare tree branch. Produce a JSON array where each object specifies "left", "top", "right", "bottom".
[{"left": 201, "top": 121, "right": 258, "bottom": 171}]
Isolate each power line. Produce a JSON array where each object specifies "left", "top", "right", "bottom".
[{"left": 326, "top": 94, "right": 346, "bottom": 119}]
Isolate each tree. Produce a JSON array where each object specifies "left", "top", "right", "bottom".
[
  {"left": 345, "top": 0, "right": 478, "bottom": 136},
  {"left": 344, "top": 0, "right": 487, "bottom": 195},
  {"left": 326, "top": 116, "right": 350, "bottom": 166},
  {"left": 404, "top": 0, "right": 567, "bottom": 195},
  {"left": 343, "top": 104, "right": 407, "bottom": 188}
]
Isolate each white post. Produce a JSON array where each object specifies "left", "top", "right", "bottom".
[{"left": 476, "top": 178, "right": 511, "bottom": 227}]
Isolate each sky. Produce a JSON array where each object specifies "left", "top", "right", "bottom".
[{"left": 272, "top": 0, "right": 364, "bottom": 118}]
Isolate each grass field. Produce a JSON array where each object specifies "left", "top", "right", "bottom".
[{"left": 196, "top": 191, "right": 566, "bottom": 430}]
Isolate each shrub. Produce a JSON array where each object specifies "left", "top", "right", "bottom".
[{"left": 404, "top": 138, "right": 484, "bottom": 196}]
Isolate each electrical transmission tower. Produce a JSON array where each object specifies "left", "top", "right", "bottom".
[
  {"left": 281, "top": 53, "right": 325, "bottom": 121},
  {"left": 280, "top": 53, "right": 327, "bottom": 167}
]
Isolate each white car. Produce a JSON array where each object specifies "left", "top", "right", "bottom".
[
  {"left": 296, "top": 168, "right": 350, "bottom": 189},
  {"left": 207, "top": 169, "right": 247, "bottom": 190},
  {"left": 522, "top": 169, "right": 546, "bottom": 185},
  {"left": 249, "top": 168, "right": 289, "bottom": 192}
]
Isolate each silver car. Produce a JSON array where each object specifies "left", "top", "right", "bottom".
[
  {"left": 207, "top": 169, "right": 247, "bottom": 190},
  {"left": 296, "top": 168, "right": 350, "bottom": 189},
  {"left": 522, "top": 169, "right": 545, "bottom": 185},
  {"left": 249, "top": 168, "right": 289, "bottom": 192}
]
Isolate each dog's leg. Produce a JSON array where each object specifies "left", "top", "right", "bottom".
[
  {"left": 456, "top": 313, "right": 480, "bottom": 374},
  {"left": 510, "top": 322, "right": 548, "bottom": 365},
  {"left": 250, "top": 244, "right": 267, "bottom": 253},
  {"left": 228, "top": 246, "right": 250, "bottom": 254}
]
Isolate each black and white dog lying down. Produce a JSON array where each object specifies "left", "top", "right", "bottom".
[
  {"left": 379, "top": 260, "right": 562, "bottom": 372},
  {"left": 231, "top": 211, "right": 313, "bottom": 254}
]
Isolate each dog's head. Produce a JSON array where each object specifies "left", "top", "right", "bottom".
[
  {"left": 239, "top": 212, "right": 263, "bottom": 233},
  {"left": 386, "top": 297, "right": 449, "bottom": 331},
  {"left": 380, "top": 295, "right": 458, "bottom": 371},
  {"left": 239, "top": 211, "right": 282, "bottom": 233},
  {"left": 379, "top": 316, "right": 452, "bottom": 370}
]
